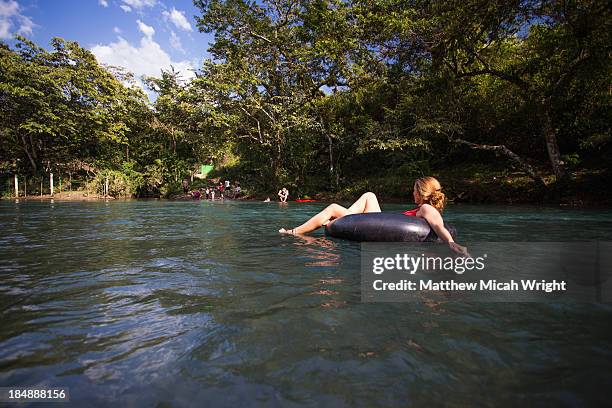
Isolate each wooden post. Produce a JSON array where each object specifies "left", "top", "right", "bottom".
[
  {"left": 14, "top": 174, "right": 18, "bottom": 198},
  {"left": 50, "top": 172, "right": 54, "bottom": 196}
]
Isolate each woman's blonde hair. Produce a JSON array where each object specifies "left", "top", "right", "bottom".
[{"left": 414, "top": 176, "right": 446, "bottom": 212}]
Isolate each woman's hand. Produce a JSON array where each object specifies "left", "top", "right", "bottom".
[{"left": 448, "top": 242, "right": 471, "bottom": 258}]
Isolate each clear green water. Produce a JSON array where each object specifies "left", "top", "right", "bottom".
[{"left": 1, "top": 200, "right": 611, "bottom": 407}]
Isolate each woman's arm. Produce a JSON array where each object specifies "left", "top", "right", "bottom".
[
  {"left": 418, "top": 205, "right": 470, "bottom": 256},
  {"left": 417, "top": 205, "right": 454, "bottom": 242}
]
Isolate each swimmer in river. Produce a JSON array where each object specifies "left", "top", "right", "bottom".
[{"left": 279, "top": 177, "right": 468, "bottom": 255}]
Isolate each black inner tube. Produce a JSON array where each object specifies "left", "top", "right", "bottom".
[{"left": 324, "top": 213, "right": 456, "bottom": 242}]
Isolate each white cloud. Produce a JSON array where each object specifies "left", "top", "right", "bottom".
[
  {"left": 120, "top": 4, "right": 131, "bottom": 12},
  {"left": 98, "top": 0, "right": 108, "bottom": 7},
  {"left": 136, "top": 19, "right": 154, "bottom": 38},
  {"left": 0, "top": 0, "right": 18, "bottom": 16},
  {"left": 169, "top": 30, "right": 185, "bottom": 54},
  {"left": 0, "top": 0, "right": 19, "bottom": 17},
  {"left": 0, "top": 0, "right": 35, "bottom": 40},
  {"left": 0, "top": 18, "right": 9, "bottom": 39},
  {"left": 122, "top": 0, "right": 155, "bottom": 10},
  {"left": 113, "top": 26, "right": 121, "bottom": 34},
  {"left": 17, "top": 14, "right": 32, "bottom": 35},
  {"left": 162, "top": 7, "right": 192, "bottom": 32},
  {"left": 90, "top": 21, "right": 195, "bottom": 94}
]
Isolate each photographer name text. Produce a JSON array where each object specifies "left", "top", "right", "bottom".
[{"left": 373, "top": 279, "right": 567, "bottom": 293}]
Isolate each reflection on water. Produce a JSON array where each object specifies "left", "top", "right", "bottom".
[
  {"left": 0, "top": 200, "right": 611, "bottom": 407},
  {"left": 293, "top": 235, "right": 341, "bottom": 267}
]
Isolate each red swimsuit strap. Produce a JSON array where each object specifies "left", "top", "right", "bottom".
[{"left": 402, "top": 207, "right": 420, "bottom": 216}]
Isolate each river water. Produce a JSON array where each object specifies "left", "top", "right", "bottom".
[{"left": 1, "top": 200, "right": 611, "bottom": 407}]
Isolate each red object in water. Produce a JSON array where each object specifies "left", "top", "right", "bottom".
[{"left": 295, "top": 199, "right": 318, "bottom": 202}]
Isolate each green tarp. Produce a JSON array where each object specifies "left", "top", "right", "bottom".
[{"left": 200, "top": 165, "right": 214, "bottom": 177}]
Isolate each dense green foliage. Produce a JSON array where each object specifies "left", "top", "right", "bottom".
[{"left": 1, "top": 1, "right": 610, "bottom": 200}]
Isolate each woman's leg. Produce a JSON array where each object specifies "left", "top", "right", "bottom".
[
  {"left": 280, "top": 192, "right": 381, "bottom": 235},
  {"left": 280, "top": 203, "right": 348, "bottom": 234},
  {"left": 346, "top": 192, "right": 381, "bottom": 214}
]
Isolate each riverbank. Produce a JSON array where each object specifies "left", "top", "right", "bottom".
[
  {"left": 4, "top": 191, "right": 123, "bottom": 201},
  {"left": 3, "top": 167, "right": 610, "bottom": 207},
  {"left": 298, "top": 165, "right": 612, "bottom": 207}
]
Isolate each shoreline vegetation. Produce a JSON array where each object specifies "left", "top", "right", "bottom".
[
  {"left": 2, "top": 2, "right": 610, "bottom": 207},
  {"left": 4, "top": 165, "right": 610, "bottom": 207}
]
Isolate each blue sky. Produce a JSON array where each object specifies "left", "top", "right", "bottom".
[{"left": 0, "top": 0, "right": 215, "bottom": 88}]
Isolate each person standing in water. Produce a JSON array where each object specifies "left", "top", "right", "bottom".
[
  {"left": 278, "top": 187, "right": 289, "bottom": 202},
  {"left": 279, "top": 177, "right": 467, "bottom": 254}
]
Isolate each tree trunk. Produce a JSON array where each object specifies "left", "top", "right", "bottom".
[
  {"left": 538, "top": 106, "right": 564, "bottom": 180},
  {"left": 455, "top": 68, "right": 568, "bottom": 181},
  {"left": 50, "top": 172, "right": 54, "bottom": 196},
  {"left": 452, "top": 137, "right": 546, "bottom": 187},
  {"left": 325, "top": 133, "right": 335, "bottom": 189},
  {"left": 14, "top": 174, "right": 19, "bottom": 198},
  {"left": 272, "top": 135, "right": 283, "bottom": 186},
  {"left": 21, "top": 135, "right": 37, "bottom": 172}
]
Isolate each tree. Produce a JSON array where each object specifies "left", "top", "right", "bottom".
[
  {"left": 0, "top": 37, "right": 146, "bottom": 176},
  {"left": 192, "top": 0, "right": 363, "bottom": 186},
  {"left": 418, "top": 0, "right": 612, "bottom": 181}
]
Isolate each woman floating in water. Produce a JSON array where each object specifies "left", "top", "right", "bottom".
[{"left": 279, "top": 177, "right": 467, "bottom": 254}]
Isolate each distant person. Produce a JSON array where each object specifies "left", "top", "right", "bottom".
[
  {"left": 205, "top": 187, "right": 210, "bottom": 200},
  {"left": 182, "top": 179, "right": 189, "bottom": 194},
  {"left": 211, "top": 188, "right": 215, "bottom": 200},
  {"left": 278, "top": 187, "right": 289, "bottom": 202},
  {"left": 192, "top": 190, "right": 201, "bottom": 200},
  {"left": 219, "top": 182, "right": 225, "bottom": 199},
  {"left": 225, "top": 180, "right": 230, "bottom": 189},
  {"left": 263, "top": 197, "right": 271, "bottom": 202},
  {"left": 234, "top": 183, "right": 241, "bottom": 198}
]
